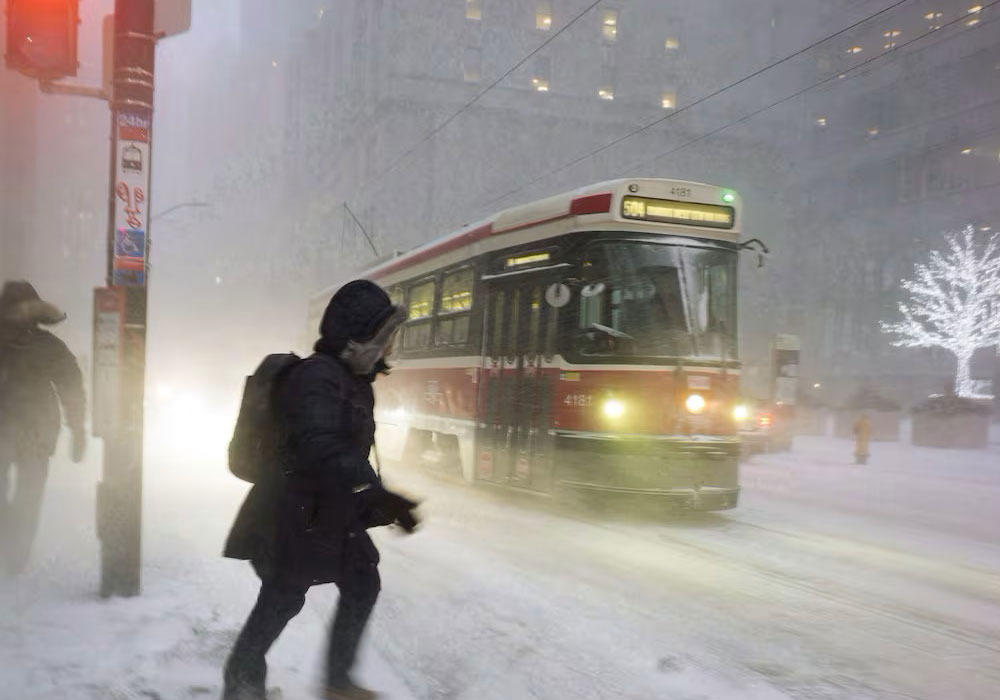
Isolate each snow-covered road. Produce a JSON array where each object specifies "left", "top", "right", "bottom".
[{"left": 2, "top": 431, "right": 999, "bottom": 699}]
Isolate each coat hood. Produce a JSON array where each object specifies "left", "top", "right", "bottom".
[
  {"left": 315, "top": 279, "right": 406, "bottom": 375},
  {"left": 0, "top": 281, "right": 66, "bottom": 326}
]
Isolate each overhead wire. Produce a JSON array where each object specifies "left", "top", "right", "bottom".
[
  {"left": 612, "top": 1, "right": 1000, "bottom": 179},
  {"left": 478, "top": 1, "right": 1000, "bottom": 212},
  {"left": 356, "top": 0, "right": 606, "bottom": 196},
  {"left": 480, "top": 0, "right": 914, "bottom": 207}
]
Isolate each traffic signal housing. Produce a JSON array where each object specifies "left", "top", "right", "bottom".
[{"left": 5, "top": 0, "right": 79, "bottom": 80}]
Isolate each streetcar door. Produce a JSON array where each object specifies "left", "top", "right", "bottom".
[{"left": 480, "top": 282, "right": 554, "bottom": 491}]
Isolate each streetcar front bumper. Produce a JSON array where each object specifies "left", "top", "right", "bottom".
[{"left": 552, "top": 431, "right": 741, "bottom": 510}]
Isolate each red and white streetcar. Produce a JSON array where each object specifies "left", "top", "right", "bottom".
[{"left": 309, "top": 178, "right": 751, "bottom": 510}]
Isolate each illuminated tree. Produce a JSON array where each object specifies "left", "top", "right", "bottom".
[{"left": 881, "top": 225, "right": 1000, "bottom": 397}]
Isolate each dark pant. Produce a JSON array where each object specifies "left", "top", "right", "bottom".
[
  {"left": 224, "top": 561, "right": 381, "bottom": 696},
  {"left": 0, "top": 448, "right": 50, "bottom": 576}
]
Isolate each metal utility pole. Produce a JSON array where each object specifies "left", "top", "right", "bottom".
[{"left": 97, "top": 0, "right": 156, "bottom": 598}]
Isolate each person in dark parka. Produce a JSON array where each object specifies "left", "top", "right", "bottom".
[
  {"left": 0, "top": 281, "right": 86, "bottom": 575},
  {"left": 223, "top": 280, "right": 418, "bottom": 700}
]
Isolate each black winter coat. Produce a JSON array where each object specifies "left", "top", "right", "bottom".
[
  {"left": 223, "top": 353, "right": 382, "bottom": 586},
  {"left": 0, "top": 324, "right": 85, "bottom": 459}
]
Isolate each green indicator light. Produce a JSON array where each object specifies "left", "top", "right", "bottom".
[{"left": 721, "top": 191, "right": 736, "bottom": 204}]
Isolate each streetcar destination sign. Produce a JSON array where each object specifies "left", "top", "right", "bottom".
[{"left": 622, "top": 195, "right": 734, "bottom": 229}]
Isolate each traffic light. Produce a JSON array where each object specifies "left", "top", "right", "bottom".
[{"left": 4, "top": 0, "right": 79, "bottom": 80}]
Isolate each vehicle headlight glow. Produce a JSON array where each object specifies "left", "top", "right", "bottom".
[
  {"left": 685, "top": 393, "right": 706, "bottom": 414},
  {"left": 732, "top": 404, "right": 749, "bottom": 421},
  {"left": 602, "top": 398, "right": 626, "bottom": 419}
]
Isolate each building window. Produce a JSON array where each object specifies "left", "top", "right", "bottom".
[
  {"left": 661, "top": 90, "right": 676, "bottom": 109},
  {"left": 664, "top": 37, "right": 679, "bottom": 50},
  {"left": 536, "top": 1, "right": 553, "bottom": 31},
  {"left": 532, "top": 55, "right": 551, "bottom": 92},
  {"left": 601, "top": 9, "right": 618, "bottom": 42},
  {"left": 466, "top": 0, "right": 482, "bottom": 21},
  {"left": 463, "top": 47, "right": 482, "bottom": 82}
]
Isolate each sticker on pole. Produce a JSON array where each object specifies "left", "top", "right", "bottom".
[
  {"left": 113, "top": 109, "right": 151, "bottom": 287},
  {"left": 113, "top": 228, "right": 146, "bottom": 286}
]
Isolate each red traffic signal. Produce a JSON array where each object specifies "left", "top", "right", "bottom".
[{"left": 4, "top": 0, "right": 79, "bottom": 80}]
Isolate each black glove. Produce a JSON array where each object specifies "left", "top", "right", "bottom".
[{"left": 361, "top": 485, "right": 420, "bottom": 532}]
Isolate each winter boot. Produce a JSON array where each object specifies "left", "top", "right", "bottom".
[{"left": 320, "top": 679, "right": 378, "bottom": 700}]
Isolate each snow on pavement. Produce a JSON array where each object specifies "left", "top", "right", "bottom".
[
  {"left": 0, "top": 440, "right": 415, "bottom": 700},
  {"left": 2, "top": 428, "right": 999, "bottom": 699}
]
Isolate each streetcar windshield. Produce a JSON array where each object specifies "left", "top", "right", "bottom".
[{"left": 574, "top": 240, "right": 736, "bottom": 360}]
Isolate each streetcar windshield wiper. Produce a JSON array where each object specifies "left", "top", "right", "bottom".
[{"left": 590, "top": 322, "right": 635, "bottom": 340}]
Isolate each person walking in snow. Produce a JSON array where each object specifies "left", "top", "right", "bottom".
[
  {"left": 222, "top": 280, "right": 419, "bottom": 700},
  {"left": 853, "top": 413, "right": 871, "bottom": 465},
  {"left": 0, "top": 280, "right": 87, "bottom": 575}
]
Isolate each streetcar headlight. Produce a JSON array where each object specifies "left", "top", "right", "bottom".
[
  {"left": 732, "top": 404, "right": 749, "bottom": 421},
  {"left": 602, "top": 398, "right": 626, "bottom": 419},
  {"left": 685, "top": 393, "right": 706, "bottom": 414}
]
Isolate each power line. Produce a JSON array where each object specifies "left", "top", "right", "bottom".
[
  {"left": 525, "top": 0, "right": 912, "bottom": 191},
  {"left": 618, "top": 1, "right": 1000, "bottom": 178},
  {"left": 357, "top": 0, "right": 605, "bottom": 195},
  {"left": 479, "top": 0, "right": 919, "bottom": 209}
]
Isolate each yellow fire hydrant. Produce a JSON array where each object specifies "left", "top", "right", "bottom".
[{"left": 853, "top": 413, "right": 871, "bottom": 465}]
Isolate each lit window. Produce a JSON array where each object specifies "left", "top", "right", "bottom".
[
  {"left": 966, "top": 17, "right": 980, "bottom": 26},
  {"left": 968, "top": 5, "right": 983, "bottom": 14},
  {"left": 816, "top": 116, "right": 827, "bottom": 126},
  {"left": 536, "top": 1, "right": 552, "bottom": 31},
  {"left": 961, "top": 147, "right": 973, "bottom": 154},
  {"left": 403, "top": 280, "right": 435, "bottom": 351},
  {"left": 598, "top": 88, "right": 614, "bottom": 100},
  {"left": 847, "top": 45, "right": 863, "bottom": 54},
  {"left": 532, "top": 55, "right": 551, "bottom": 92},
  {"left": 601, "top": 10, "right": 618, "bottom": 41},
  {"left": 466, "top": 0, "right": 482, "bottom": 21},
  {"left": 661, "top": 91, "right": 676, "bottom": 109},
  {"left": 924, "top": 11, "right": 943, "bottom": 20},
  {"left": 882, "top": 29, "right": 901, "bottom": 38},
  {"left": 408, "top": 281, "right": 435, "bottom": 320},
  {"left": 664, "top": 37, "right": 679, "bottom": 50},
  {"left": 463, "top": 47, "right": 482, "bottom": 82},
  {"left": 440, "top": 269, "right": 474, "bottom": 313}
]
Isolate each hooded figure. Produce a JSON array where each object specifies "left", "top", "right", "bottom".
[
  {"left": 0, "top": 280, "right": 86, "bottom": 575},
  {"left": 223, "top": 280, "right": 417, "bottom": 700}
]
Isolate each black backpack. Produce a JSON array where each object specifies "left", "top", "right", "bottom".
[{"left": 228, "top": 352, "right": 301, "bottom": 483}]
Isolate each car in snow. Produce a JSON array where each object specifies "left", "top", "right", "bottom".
[{"left": 736, "top": 399, "right": 793, "bottom": 457}]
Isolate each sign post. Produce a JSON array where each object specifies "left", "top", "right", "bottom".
[{"left": 97, "top": 0, "right": 156, "bottom": 598}]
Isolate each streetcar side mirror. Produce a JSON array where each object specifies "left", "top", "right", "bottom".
[{"left": 739, "top": 238, "right": 770, "bottom": 268}]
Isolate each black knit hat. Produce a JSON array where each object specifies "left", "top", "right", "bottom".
[{"left": 316, "top": 279, "right": 396, "bottom": 354}]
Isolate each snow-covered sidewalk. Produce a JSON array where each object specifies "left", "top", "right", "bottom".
[{"left": 0, "top": 443, "right": 415, "bottom": 700}]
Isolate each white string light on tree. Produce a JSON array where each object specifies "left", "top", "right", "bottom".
[{"left": 881, "top": 225, "right": 1000, "bottom": 398}]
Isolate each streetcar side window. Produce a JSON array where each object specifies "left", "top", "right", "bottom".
[
  {"left": 436, "top": 267, "right": 474, "bottom": 347},
  {"left": 403, "top": 279, "right": 435, "bottom": 351}
]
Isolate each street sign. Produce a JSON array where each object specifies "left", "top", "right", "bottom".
[
  {"left": 154, "top": 0, "right": 192, "bottom": 38},
  {"left": 93, "top": 287, "right": 124, "bottom": 438}
]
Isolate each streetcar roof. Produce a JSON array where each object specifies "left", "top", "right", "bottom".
[{"left": 315, "top": 178, "right": 738, "bottom": 299}]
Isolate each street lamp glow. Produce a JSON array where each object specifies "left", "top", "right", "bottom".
[{"left": 732, "top": 404, "right": 749, "bottom": 421}]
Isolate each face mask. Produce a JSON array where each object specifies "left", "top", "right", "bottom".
[{"left": 340, "top": 306, "right": 407, "bottom": 375}]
